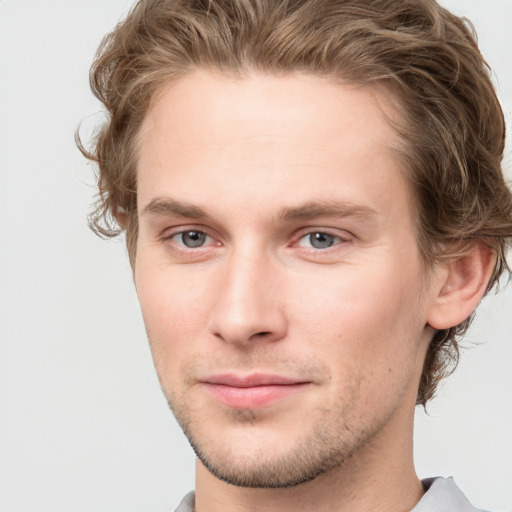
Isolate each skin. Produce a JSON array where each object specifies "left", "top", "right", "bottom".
[{"left": 133, "top": 71, "right": 489, "bottom": 512}]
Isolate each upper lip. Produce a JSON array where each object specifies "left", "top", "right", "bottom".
[{"left": 201, "top": 373, "right": 308, "bottom": 388}]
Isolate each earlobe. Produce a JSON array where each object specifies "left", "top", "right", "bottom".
[{"left": 427, "top": 243, "right": 496, "bottom": 330}]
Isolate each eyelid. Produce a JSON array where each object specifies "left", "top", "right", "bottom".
[
  {"left": 297, "top": 233, "right": 341, "bottom": 249},
  {"left": 291, "top": 227, "right": 353, "bottom": 246},
  {"left": 159, "top": 224, "right": 353, "bottom": 252},
  {"left": 161, "top": 224, "right": 216, "bottom": 239},
  {"left": 161, "top": 225, "right": 222, "bottom": 251}
]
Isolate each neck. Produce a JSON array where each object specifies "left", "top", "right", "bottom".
[{"left": 194, "top": 404, "right": 424, "bottom": 512}]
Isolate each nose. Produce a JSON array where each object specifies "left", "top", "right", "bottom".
[{"left": 208, "top": 248, "right": 288, "bottom": 346}]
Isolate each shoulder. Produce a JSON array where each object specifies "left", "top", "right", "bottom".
[{"left": 412, "top": 477, "right": 492, "bottom": 512}]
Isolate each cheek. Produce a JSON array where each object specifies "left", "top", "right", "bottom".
[
  {"left": 291, "top": 261, "right": 421, "bottom": 330},
  {"left": 288, "top": 260, "right": 426, "bottom": 380},
  {"left": 135, "top": 259, "right": 209, "bottom": 364}
]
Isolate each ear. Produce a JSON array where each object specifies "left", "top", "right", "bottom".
[
  {"left": 427, "top": 243, "right": 496, "bottom": 330},
  {"left": 113, "top": 206, "right": 129, "bottom": 230}
]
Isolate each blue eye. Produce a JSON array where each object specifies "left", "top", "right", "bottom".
[
  {"left": 176, "top": 230, "right": 209, "bottom": 248},
  {"left": 299, "top": 232, "right": 341, "bottom": 249}
]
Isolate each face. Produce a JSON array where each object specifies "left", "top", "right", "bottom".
[{"left": 135, "top": 71, "right": 436, "bottom": 488}]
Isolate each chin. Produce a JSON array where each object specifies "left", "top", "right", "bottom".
[
  {"left": 192, "top": 439, "right": 348, "bottom": 488},
  {"left": 175, "top": 407, "right": 367, "bottom": 489}
]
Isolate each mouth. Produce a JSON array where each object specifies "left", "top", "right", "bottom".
[{"left": 200, "top": 373, "right": 311, "bottom": 409}]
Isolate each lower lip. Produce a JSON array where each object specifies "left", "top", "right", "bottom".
[{"left": 203, "top": 383, "right": 308, "bottom": 409}]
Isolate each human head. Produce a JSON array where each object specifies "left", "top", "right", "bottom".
[{"left": 81, "top": 0, "right": 512, "bottom": 404}]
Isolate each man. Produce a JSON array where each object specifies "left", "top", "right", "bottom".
[{"left": 82, "top": 0, "right": 512, "bottom": 510}]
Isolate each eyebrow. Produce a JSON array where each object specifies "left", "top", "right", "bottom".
[
  {"left": 277, "top": 200, "right": 378, "bottom": 222},
  {"left": 141, "top": 197, "right": 379, "bottom": 223},
  {"left": 142, "top": 198, "right": 208, "bottom": 219}
]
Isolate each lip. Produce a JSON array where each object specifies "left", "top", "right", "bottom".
[{"left": 200, "top": 373, "right": 310, "bottom": 409}]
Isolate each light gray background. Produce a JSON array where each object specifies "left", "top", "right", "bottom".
[{"left": 0, "top": 1, "right": 511, "bottom": 511}]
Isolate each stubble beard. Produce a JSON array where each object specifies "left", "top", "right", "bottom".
[
  {"left": 153, "top": 353, "right": 392, "bottom": 489},
  {"left": 166, "top": 392, "right": 374, "bottom": 489}
]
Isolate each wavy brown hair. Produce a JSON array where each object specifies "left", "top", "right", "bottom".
[{"left": 79, "top": 0, "right": 512, "bottom": 405}]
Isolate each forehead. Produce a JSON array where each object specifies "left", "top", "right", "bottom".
[
  {"left": 136, "top": 71, "right": 413, "bottom": 222},
  {"left": 139, "top": 71, "right": 400, "bottom": 160}
]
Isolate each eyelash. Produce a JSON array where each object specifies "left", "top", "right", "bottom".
[
  {"left": 162, "top": 227, "right": 219, "bottom": 253},
  {"left": 293, "top": 231, "right": 350, "bottom": 251},
  {"left": 162, "top": 226, "right": 351, "bottom": 256}
]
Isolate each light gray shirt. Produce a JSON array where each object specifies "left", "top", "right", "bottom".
[
  {"left": 172, "top": 477, "right": 490, "bottom": 512},
  {"left": 413, "top": 477, "right": 489, "bottom": 512}
]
